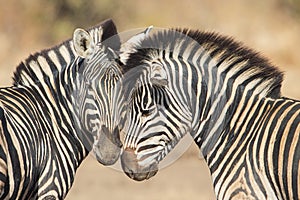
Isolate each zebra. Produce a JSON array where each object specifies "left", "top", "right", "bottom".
[
  {"left": 0, "top": 19, "right": 125, "bottom": 199},
  {"left": 119, "top": 28, "right": 300, "bottom": 199}
]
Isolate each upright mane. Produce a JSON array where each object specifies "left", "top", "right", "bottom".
[
  {"left": 12, "top": 39, "right": 76, "bottom": 87},
  {"left": 124, "top": 28, "right": 283, "bottom": 98}
]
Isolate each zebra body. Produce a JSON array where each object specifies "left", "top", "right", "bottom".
[
  {"left": 0, "top": 19, "right": 124, "bottom": 199},
  {"left": 120, "top": 29, "right": 300, "bottom": 199}
]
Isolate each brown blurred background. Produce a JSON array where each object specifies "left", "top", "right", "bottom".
[{"left": 1, "top": 0, "right": 300, "bottom": 199}]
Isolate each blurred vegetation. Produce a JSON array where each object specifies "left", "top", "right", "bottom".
[
  {"left": 280, "top": 0, "right": 300, "bottom": 17},
  {"left": 2, "top": 0, "right": 300, "bottom": 45},
  {"left": 1, "top": 0, "right": 300, "bottom": 88},
  {"left": 20, "top": 0, "right": 121, "bottom": 43}
]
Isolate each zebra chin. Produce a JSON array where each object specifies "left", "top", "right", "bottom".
[{"left": 120, "top": 147, "right": 158, "bottom": 181}]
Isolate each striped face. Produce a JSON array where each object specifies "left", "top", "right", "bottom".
[
  {"left": 73, "top": 28, "right": 123, "bottom": 165},
  {"left": 72, "top": 26, "right": 154, "bottom": 166},
  {"left": 120, "top": 61, "right": 193, "bottom": 181}
]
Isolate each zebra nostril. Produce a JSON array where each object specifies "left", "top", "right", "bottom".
[{"left": 127, "top": 168, "right": 135, "bottom": 179}]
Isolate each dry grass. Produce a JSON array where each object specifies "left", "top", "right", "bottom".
[{"left": 0, "top": 0, "right": 299, "bottom": 199}]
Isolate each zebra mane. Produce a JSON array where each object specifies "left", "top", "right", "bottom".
[
  {"left": 123, "top": 28, "right": 284, "bottom": 98},
  {"left": 13, "top": 39, "right": 76, "bottom": 87},
  {"left": 13, "top": 19, "right": 121, "bottom": 87}
]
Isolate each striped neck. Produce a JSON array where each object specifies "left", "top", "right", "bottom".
[
  {"left": 195, "top": 85, "right": 276, "bottom": 157},
  {"left": 11, "top": 39, "right": 90, "bottom": 157},
  {"left": 12, "top": 39, "right": 80, "bottom": 124},
  {"left": 173, "top": 30, "right": 284, "bottom": 157},
  {"left": 13, "top": 39, "right": 77, "bottom": 89}
]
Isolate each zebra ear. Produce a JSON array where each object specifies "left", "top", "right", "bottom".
[
  {"left": 124, "top": 26, "right": 153, "bottom": 47},
  {"left": 73, "top": 28, "right": 95, "bottom": 58},
  {"left": 119, "top": 26, "right": 153, "bottom": 64},
  {"left": 150, "top": 63, "right": 168, "bottom": 86}
]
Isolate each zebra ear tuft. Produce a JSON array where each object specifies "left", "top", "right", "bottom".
[
  {"left": 150, "top": 63, "right": 168, "bottom": 86},
  {"left": 73, "top": 28, "right": 95, "bottom": 58}
]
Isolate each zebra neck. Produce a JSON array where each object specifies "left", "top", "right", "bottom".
[
  {"left": 194, "top": 87, "right": 275, "bottom": 159},
  {"left": 198, "top": 96, "right": 277, "bottom": 199},
  {"left": 13, "top": 40, "right": 77, "bottom": 87},
  {"left": 186, "top": 41, "right": 284, "bottom": 155},
  {"left": 12, "top": 39, "right": 81, "bottom": 124},
  {"left": 10, "top": 40, "right": 89, "bottom": 161}
]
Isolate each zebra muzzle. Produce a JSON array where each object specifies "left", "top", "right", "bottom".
[
  {"left": 120, "top": 147, "right": 158, "bottom": 181},
  {"left": 93, "top": 126, "right": 122, "bottom": 166}
]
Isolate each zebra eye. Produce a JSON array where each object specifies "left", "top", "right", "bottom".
[
  {"left": 141, "top": 109, "right": 151, "bottom": 117},
  {"left": 141, "top": 107, "right": 156, "bottom": 117}
]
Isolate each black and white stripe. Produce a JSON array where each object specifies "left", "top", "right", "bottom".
[
  {"left": 120, "top": 28, "right": 299, "bottom": 199},
  {"left": 0, "top": 19, "right": 123, "bottom": 199}
]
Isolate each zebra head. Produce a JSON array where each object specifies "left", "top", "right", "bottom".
[
  {"left": 120, "top": 27, "right": 284, "bottom": 182},
  {"left": 120, "top": 29, "right": 196, "bottom": 180},
  {"left": 72, "top": 20, "right": 124, "bottom": 166}
]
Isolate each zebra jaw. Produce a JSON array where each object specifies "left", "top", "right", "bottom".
[{"left": 120, "top": 147, "right": 158, "bottom": 181}]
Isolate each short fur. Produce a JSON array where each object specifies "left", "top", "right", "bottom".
[{"left": 124, "top": 28, "right": 283, "bottom": 98}]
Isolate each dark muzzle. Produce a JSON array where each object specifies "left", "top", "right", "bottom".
[
  {"left": 120, "top": 147, "right": 158, "bottom": 181},
  {"left": 94, "top": 126, "right": 122, "bottom": 166}
]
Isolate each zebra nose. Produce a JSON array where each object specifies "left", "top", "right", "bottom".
[
  {"left": 93, "top": 126, "right": 122, "bottom": 166},
  {"left": 120, "top": 147, "right": 158, "bottom": 181}
]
